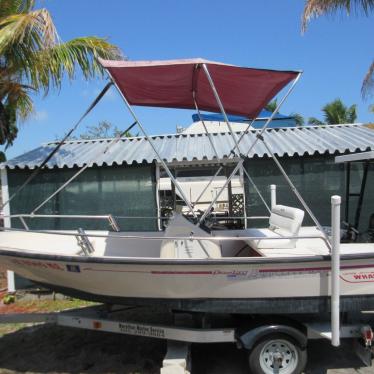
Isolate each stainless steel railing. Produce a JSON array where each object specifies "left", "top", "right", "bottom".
[
  {"left": 5, "top": 213, "right": 270, "bottom": 231},
  {"left": 7, "top": 214, "right": 120, "bottom": 232},
  {"left": 0, "top": 225, "right": 330, "bottom": 249}
]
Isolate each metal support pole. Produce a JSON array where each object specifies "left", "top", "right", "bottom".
[
  {"left": 155, "top": 164, "right": 161, "bottom": 231},
  {"left": 30, "top": 121, "right": 138, "bottom": 215},
  {"left": 191, "top": 89, "right": 224, "bottom": 208},
  {"left": 198, "top": 73, "right": 302, "bottom": 225},
  {"left": 107, "top": 72, "right": 197, "bottom": 219},
  {"left": 240, "top": 163, "right": 248, "bottom": 229},
  {"left": 1, "top": 168, "right": 15, "bottom": 293},
  {"left": 194, "top": 166, "right": 223, "bottom": 206},
  {"left": 201, "top": 64, "right": 242, "bottom": 155},
  {"left": 345, "top": 162, "right": 351, "bottom": 223},
  {"left": 199, "top": 159, "right": 243, "bottom": 224},
  {"left": 1, "top": 82, "right": 113, "bottom": 212},
  {"left": 354, "top": 160, "right": 369, "bottom": 229},
  {"left": 19, "top": 216, "right": 29, "bottom": 230},
  {"left": 190, "top": 70, "right": 302, "bottom": 225},
  {"left": 245, "top": 72, "right": 302, "bottom": 158},
  {"left": 171, "top": 171, "right": 177, "bottom": 211},
  {"left": 226, "top": 167, "right": 234, "bottom": 218},
  {"left": 31, "top": 165, "right": 89, "bottom": 214},
  {"left": 331, "top": 195, "right": 341, "bottom": 347},
  {"left": 193, "top": 93, "right": 220, "bottom": 160},
  {"left": 270, "top": 184, "right": 277, "bottom": 209},
  {"left": 261, "top": 139, "right": 331, "bottom": 249}
]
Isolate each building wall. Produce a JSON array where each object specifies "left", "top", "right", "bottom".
[
  {"left": 7, "top": 164, "right": 158, "bottom": 232},
  {"left": 244, "top": 155, "right": 374, "bottom": 232}
]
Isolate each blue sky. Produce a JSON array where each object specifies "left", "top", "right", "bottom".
[{"left": 4, "top": 0, "right": 374, "bottom": 159}]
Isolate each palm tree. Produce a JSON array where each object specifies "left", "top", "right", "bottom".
[
  {"left": 265, "top": 99, "right": 277, "bottom": 113},
  {"left": 265, "top": 99, "right": 305, "bottom": 126},
  {"left": 307, "top": 117, "right": 324, "bottom": 126},
  {"left": 0, "top": 0, "right": 122, "bottom": 147},
  {"left": 308, "top": 99, "right": 357, "bottom": 125},
  {"left": 302, "top": 0, "right": 374, "bottom": 99},
  {"left": 290, "top": 113, "right": 305, "bottom": 127}
]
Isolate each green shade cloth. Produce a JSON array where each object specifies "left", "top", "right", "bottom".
[
  {"left": 244, "top": 155, "right": 374, "bottom": 232},
  {"left": 8, "top": 164, "right": 157, "bottom": 231}
]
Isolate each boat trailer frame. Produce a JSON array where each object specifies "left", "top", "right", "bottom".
[{"left": 1, "top": 303, "right": 374, "bottom": 372}]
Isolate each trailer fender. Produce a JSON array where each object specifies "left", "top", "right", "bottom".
[{"left": 238, "top": 325, "right": 307, "bottom": 350}]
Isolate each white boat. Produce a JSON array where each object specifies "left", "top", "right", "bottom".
[
  {"left": 1, "top": 208, "right": 374, "bottom": 314},
  {"left": 1, "top": 58, "right": 374, "bottom": 315}
]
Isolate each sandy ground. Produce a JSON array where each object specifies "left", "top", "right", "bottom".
[{"left": 0, "top": 306, "right": 374, "bottom": 374}]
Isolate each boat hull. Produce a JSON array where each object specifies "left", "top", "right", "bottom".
[{"left": 2, "top": 248, "right": 374, "bottom": 313}]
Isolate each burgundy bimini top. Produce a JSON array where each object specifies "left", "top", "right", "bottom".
[{"left": 99, "top": 58, "right": 299, "bottom": 118}]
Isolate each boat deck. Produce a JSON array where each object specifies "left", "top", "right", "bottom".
[{"left": 0, "top": 226, "right": 374, "bottom": 260}]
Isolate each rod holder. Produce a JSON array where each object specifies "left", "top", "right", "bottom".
[
  {"left": 270, "top": 185, "right": 277, "bottom": 209},
  {"left": 331, "top": 195, "right": 341, "bottom": 347}
]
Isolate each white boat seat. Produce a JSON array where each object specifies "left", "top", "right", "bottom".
[
  {"left": 160, "top": 214, "right": 222, "bottom": 259},
  {"left": 246, "top": 205, "right": 305, "bottom": 250}
]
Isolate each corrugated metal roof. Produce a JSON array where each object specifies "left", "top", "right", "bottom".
[{"left": 2, "top": 124, "right": 374, "bottom": 170}]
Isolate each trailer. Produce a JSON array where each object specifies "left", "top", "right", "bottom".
[{"left": 1, "top": 303, "right": 374, "bottom": 374}]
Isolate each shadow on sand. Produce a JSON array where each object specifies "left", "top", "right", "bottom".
[{"left": 0, "top": 324, "right": 165, "bottom": 373}]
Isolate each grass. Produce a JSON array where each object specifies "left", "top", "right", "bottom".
[
  {"left": 0, "top": 322, "right": 32, "bottom": 337},
  {"left": 0, "top": 297, "right": 96, "bottom": 337}
]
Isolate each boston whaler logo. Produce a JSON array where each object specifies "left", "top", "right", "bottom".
[{"left": 341, "top": 270, "right": 374, "bottom": 283}]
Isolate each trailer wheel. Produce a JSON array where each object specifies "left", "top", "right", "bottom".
[{"left": 248, "top": 334, "right": 307, "bottom": 374}]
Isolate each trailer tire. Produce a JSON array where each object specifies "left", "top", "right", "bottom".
[{"left": 248, "top": 333, "right": 307, "bottom": 374}]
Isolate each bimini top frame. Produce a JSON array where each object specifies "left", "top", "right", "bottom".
[
  {"left": 3, "top": 57, "right": 329, "bottom": 248},
  {"left": 99, "top": 59, "right": 302, "bottom": 215},
  {"left": 101, "top": 58, "right": 330, "bottom": 247}
]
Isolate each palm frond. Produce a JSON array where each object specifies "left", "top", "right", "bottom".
[
  {"left": 0, "top": 11, "right": 122, "bottom": 92},
  {"left": 3, "top": 81, "right": 33, "bottom": 119},
  {"left": 302, "top": 0, "right": 374, "bottom": 31},
  {"left": 265, "top": 99, "right": 277, "bottom": 112},
  {"left": 0, "top": 0, "right": 34, "bottom": 18},
  {"left": 34, "top": 37, "right": 122, "bottom": 91},
  {"left": 347, "top": 104, "right": 358, "bottom": 123},
  {"left": 0, "top": 77, "right": 33, "bottom": 146},
  {"left": 0, "top": 8, "right": 57, "bottom": 54},
  {"left": 0, "top": 0, "right": 123, "bottom": 146},
  {"left": 0, "top": 100, "right": 19, "bottom": 146},
  {"left": 290, "top": 112, "right": 305, "bottom": 126},
  {"left": 362, "top": 61, "right": 374, "bottom": 99},
  {"left": 320, "top": 98, "right": 357, "bottom": 124},
  {"left": 308, "top": 117, "right": 325, "bottom": 126}
]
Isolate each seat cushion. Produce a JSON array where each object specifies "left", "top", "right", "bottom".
[
  {"left": 160, "top": 214, "right": 221, "bottom": 259},
  {"left": 269, "top": 205, "right": 304, "bottom": 235},
  {"left": 246, "top": 205, "right": 305, "bottom": 251},
  {"left": 245, "top": 228, "right": 297, "bottom": 249}
]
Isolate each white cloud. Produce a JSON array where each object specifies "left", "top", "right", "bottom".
[{"left": 33, "top": 110, "right": 48, "bottom": 121}]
